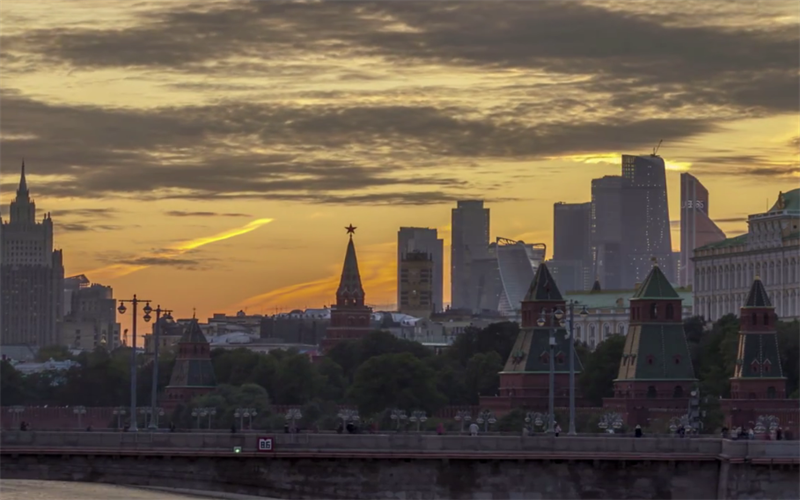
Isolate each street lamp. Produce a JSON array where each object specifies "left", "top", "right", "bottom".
[
  {"left": 525, "top": 411, "right": 548, "bottom": 433},
  {"left": 537, "top": 307, "right": 564, "bottom": 434},
  {"left": 285, "top": 408, "right": 302, "bottom": 432},
  {"left": 149, "top": 305, "right": 172, "bottom": 430},
  {"left": 408, "top": 410, "right": 428, "bottom": 432},
  {"left": 454, "top": 410, "right": 472, "bottom": 434},
  {"left": 390, "top": 409, "right": 408, "bottom": 431},
  {"left": 117, "top": 294, "right": 153, "bottom": 431},
  {"left": 337, "top": 409, "right": 359, "bottom": 429},
  {"left": 476, "top": 410, "right": 497, "bottom": 433},
  {"left": 598, "top": 412, "right": 623, "bottom": 433},
  {"left": 755, "top": 415, "right": 779, "bottom": 435},
  {"left": 140, "top": 407, "right": 165, "bottom": 429},
  {"left": 112, "top": 407, "right": 127, "bottom": 429},
  {"left": 73, "top": 406, "right": 87, "bottom": 428},
  {"left": 234, "top": 408, "right": 257, "bottom": 430},
  {"left": 192, "top": 407, "right": 216, "bottom": 429},
  {"left": 9, "top": 406, "right": 25, "bottom": 428}
]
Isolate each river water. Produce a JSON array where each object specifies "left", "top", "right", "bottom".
[{"left": 1, "top": 480, "right": 270, "bottom": 500}]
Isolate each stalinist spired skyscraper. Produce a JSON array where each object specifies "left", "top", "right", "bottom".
[{"left": 0, "top": 162, "right": 65, "bottom": 348}]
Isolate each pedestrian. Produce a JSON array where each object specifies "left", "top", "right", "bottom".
[
  {"left": 748, "top": 428, "right": 755, "bottom": 440},
  {"left": 554, "top": 423, "right": 561, "bottom": 437},
  {"left": 721, "top": 426, "right": 729, "bottom": 439},
  {"left": 469, "top": 422, "right": 479, "bottom": 437},
  {"left": 635, "top": 425, "right": 643, "bottom": 438}
]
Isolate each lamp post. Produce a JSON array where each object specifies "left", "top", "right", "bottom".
[
  {"left": 337, "top": 409, "right": 359, "bottom": 430},
  {"left": 476, "top": 410, "right": 497, "bottom": 433},
  {"left": 117, "top": 295, "right": 153, "bottom": 431},
  {"left": 525, "top": 411, "right": 547, "bottom": 433},
  {"left": 73, "top": 406, "right": 87, "bottom": 428},
  {"left": 598, "top": 412, "right": 623, "bottom": 434},
  {"left": 285, "top": 408, "right": 303, "bottom": 432},
  {"left": 234, "top": 408, "right": 257, "bottom": 430},
  {"left": 570, "top": 302, "right": 589, "bottom": 436},
  {"left": 112, "top": 407, "right": 126, "bottom": 429},
  {"left": 390, "top": 409, "right": 408, "bottom": 431},
  {"left": 409, "top": 410, "right": 428, "bottom": 432},
  {"left": 149, "top": 305, "right": 172, "bottom": 430},
  {"left": 9, "top": 406, "right": 25, "bottom": 428},
  {"left": 537, "top": 307, "right": 565, "bottom": 434},
  {"left": 454, "top": 410, "right": 472, "bottom": 434},
  {"left": 140, "top": 407, "right": 165, "bottom": 429}
]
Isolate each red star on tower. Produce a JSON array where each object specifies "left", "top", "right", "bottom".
[{"left": 345, "top": 224, "right": 357, "bottom": 235}]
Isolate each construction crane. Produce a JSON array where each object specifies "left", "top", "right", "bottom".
[{"left": 652, "top": 139, "right": 663, "bottom": 156}]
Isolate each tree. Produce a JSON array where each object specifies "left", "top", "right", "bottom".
[
  {"left": 446, "top": 322, "right": 519, "bottom": 368},
  {"left": 348, "top": 352, "right": 446, "bottom": 415},
  {"left": 777, "top": 320, "right": 800, "bottom": 398},
  {"left": 272, "top": 352, "right": 322, "bottom": 404},
  {"left": 0, "top": 360, "right": 26, "bottom": 405},
  {"left": 578, "top": 334, "right": 625, "bottom": 406},
  {"left": 465, "top": 352, "right": 503, "bottom": 403},
  {"left": 35, "top": 345, "right": 73, "bottom": 362}
]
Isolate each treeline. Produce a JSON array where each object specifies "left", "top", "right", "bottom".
[{"left": 2, "top": 318, "right": 798, "bottom": 432}]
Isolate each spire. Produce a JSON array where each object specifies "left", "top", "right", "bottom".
[
  {"left": 336, "top": 228, "right": 365, "bottom": 306},
  {"left": 179, "top": 318, "right": 207, "bottom": 344},
  {"left": 523, "top": 262, "right": 563, "bottom": 301},
  {"left": 743, "top": 277, "right": 772, "bottom": 308},
  {"left": 17, "top": 159, "right": 29, "bottom": 199},
  {"left": 631, "top": 264, "right": 679, "bottom": 300}
]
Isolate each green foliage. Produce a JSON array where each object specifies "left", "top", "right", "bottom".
[
  {"left": 35, "top": 345, "right": 74, "bottom": 362},
  {"left": 174, "top": 383, "right": 271, "bottom": 429},
  {"left": 578, "top": 334, "right": 625, "bottom": 406},
  {"left": 464, "top": 352, "right": 503, "bottom": 402},
  {"left": 348, "top": 352, "right": 446, "bottom": 415}
]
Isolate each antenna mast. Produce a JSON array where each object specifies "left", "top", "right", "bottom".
[{"left": 652, "top": 139, "right": 663, "bottom": 156}]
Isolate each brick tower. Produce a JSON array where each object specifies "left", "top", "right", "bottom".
[
  {"left": 603, "top": 261, "right": 697, "bottom": 426},
  {"left": 321, "top": 224, "right": 373, "bottom": 352},
  {"left": 163, "top": 318, "right": 217, "bottom": 411},
  {"left": 721, "top": 277, "right": 798, "bottom": 436},
  {"left": 483, "top": 263, "right": 583, "bottom": 414}
]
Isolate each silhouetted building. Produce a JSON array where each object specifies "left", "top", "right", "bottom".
[
  {"left": 551, "top": 202, "right": 592, "bottom": 291},
  {"left": 59, "top": 280, "right": 120, "bottom": 350},
  {"left": 398, "top": 250, "right": 435, "bottom": 318},
  {"left": 620, "top": 154, "right": 673, "bottom": 287},
  {"left": 680, "top": 173, "right": 725, "bottom": 287},
  {"left": 397, "top": 227, "right": 443, "bottom": 312},
  {"left": 451, "top": 200, "right": 490, "bottom": 310},
  {"left": 163, "top": 319, "right": 217, "bottom": 411},
  {"left": 603, "top": 263, "right": 697, "bottom": 427},
  {"left": 0, "top": 162, "right": 64, "bottom": 349},
  {"left": 591, "top": 176, "right": 625, "bottom": 289},
  {"left": 321, "top": 226, "right": 373, "bottom": 352},
  {"left": 494, "top": 238, "right": 545, "bottom": 318}
]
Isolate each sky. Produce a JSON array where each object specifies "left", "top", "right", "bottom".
[{"left": 1, "top": 0, "right": 798, "bottom": 334}]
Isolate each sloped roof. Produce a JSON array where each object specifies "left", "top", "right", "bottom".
[
  {"left": 502, "top": 326, "right": 583, "bottom": 374},
  {"left": 179, "top": 319, "right": 208, "bottom": 344},
  {"left": 743, "top": 277, "right": 772, "bottom": 308},
  {"left": 616, "top": 323, "right": 697, "bottom": 381},
  {"left": 591, "top": 279, "right": 602, "bottom": 292},
  {"left": 337, "top": 236, "right": 365, "bottom": 298},
  {"left": 523, "top": 262, "right": 563, "bottom": 302},
  {"left": 769, "top": 188, "right": 800, "bottom": 213},
  {"left": 631, "top": 265, "right": 680, "bottom": 300}
]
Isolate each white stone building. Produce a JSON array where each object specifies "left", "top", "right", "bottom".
[
  {"left": 564, "top": 285, "right": 693, "bottom": 351},
  {"left": 692, "top": 189, "right": 800, "bottom": 322}
]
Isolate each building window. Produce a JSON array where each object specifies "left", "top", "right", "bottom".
[
  {"left": 673, "top": 386, "right": 684, "bottom": 398},
  {"left": 647, "top": 354, "right": 655, "bottom": 365},
  {"left": 666, "top": 303, "right": 675, "bottom": 320},
  {"left": 763, "top": 313, "right": 770, "bottom": 326},
  {"left": 767, "top": 386, "right": 776, "bottom": 399},
  {"left": 649, "top": 303, "right": 657, "bottom": 319},
  {"left": 646, "top": 386, "right": 657, "bottom": 398}
]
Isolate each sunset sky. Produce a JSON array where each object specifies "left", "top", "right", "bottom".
[{"left": 1, "top": 0, "right": 798, "bottom": 333}]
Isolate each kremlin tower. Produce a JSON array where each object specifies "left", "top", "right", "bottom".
[{"left": 321, "top": 225, "right": 373, "bottom": 352}]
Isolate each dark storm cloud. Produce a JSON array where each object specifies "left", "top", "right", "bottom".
[
  {"left": 0, "top": 91, "right": 717, "bottom": 201},
  {"left": 165, "top": 211, "right": 251, "bottom": 218},
  {"left": 116, "top": 256, "right": 205, "bottom": 269},
  {"left": 4, "top": 1, "right": 798, "bottom": 112}
]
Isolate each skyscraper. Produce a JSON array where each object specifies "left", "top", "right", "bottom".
[
  {"left": 0, "top": 162, "right": 65, "bottom": 348},
  {"left": 451, "top": 200, "right": 490, "bottom": 310},
  {"left": 552, "top": 202, "right": 592, "bottom": 291},
  {"left": 680, "top": 173, "right": 725, "bottom": 287},
  {"left": 398, "top": 250, "right": 435, "bottom": 318},
  {"left": 591, "top": 176, "right": 624, "bottom": 289},
  {"left": 397, "top": 227, "right": 443, "bottom": 312},
  {"left": 620, "top": 154, "right": 673, "bottom": 287}
]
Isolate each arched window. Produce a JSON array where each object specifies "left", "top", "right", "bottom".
[
  {"left": 763, "top": 359, "right": 772, "bottom": 373},
  {"left": 646, "top": 386, "right": 657, "bottom": 398},
  {"left": 751, "top": 312, "right": 757, "bottom": 327},
  {"left": 603, "top": 324, "right": 610, "bottom": 339},
  {"left": 618, "top": 324, "right": 625, "bottom": 335},
  {"left": 763, "top": 313, "right": 770, "bottom": 326},
  {"left": 767, "top": 386, "right": 776, "bottom": 399},
  {"left": 666, "top": 303, "right": 675, "bottom": 320},
  {"left": 556, "top": 352, "right": 565, "bottom": 364},
  {"left": 649, "top": 303, "right": 657, "bottom": 319},
  {"left": 751, "top": 360, "right": 760, "bottom": 374},
  {"left": 673, "top": 386, "right": 684, "bottom": 398},
  {"left": 540, "top": 351, "right": 550, "bottom": 364}
]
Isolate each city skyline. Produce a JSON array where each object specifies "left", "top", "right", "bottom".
[{"left": 1, "top": 0, "right": 798, "bottom": 326}]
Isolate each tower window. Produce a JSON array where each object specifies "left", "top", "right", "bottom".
[
  {"left": 767, "top": 386, "right": 776, "bottom": 399},
  {"left": 665, "top": 304, "right": 675, "bottom": 320},
  {"left": 649, "top": 303, "right": 657, "bottom": 319},
  {"left": 763, "top": 313, "right": 770, "bottom": 326}
]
